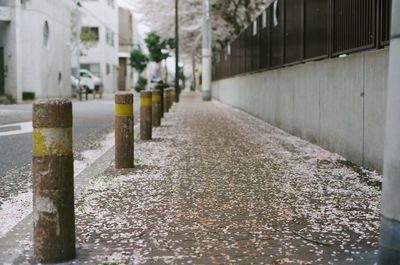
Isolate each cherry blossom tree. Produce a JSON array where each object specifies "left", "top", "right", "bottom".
[{"left": 131, "top": 0, "right": 272, "bottom": 59}]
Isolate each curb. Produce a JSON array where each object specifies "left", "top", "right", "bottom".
[{"left": 0, "top": 124, "right": 140, "bottom": 264}]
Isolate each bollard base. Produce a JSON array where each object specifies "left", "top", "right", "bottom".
[
  {"left": 378, "top": 216, "right": 400, "bottom": 264},
  {"left": 202, "top": 90, "right": 211, "bottom": 101}
]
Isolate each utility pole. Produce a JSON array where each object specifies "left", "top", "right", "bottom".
[
  {"left": 201, "top": 0, "right": 212, "bottom": 101},
  {"left": 174, "top": 0, "right": 180, "bottom": 103},
  {"left": 75, "top": 0, "right": 82, "bottom": 101},
  {"left": 379, "top": 1, "right": 400, "bottom": 264}
]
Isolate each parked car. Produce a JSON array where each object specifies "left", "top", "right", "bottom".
[
  {"left": 80, "top": 69, "right": 103, "bottom": 98},
  {"left": 71, "top": 75, "right": 80, "bottom": 97}
]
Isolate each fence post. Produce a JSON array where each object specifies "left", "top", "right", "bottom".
[
  {"left": 152, "top": 90, "right": 161, "bottom": 127},
  {"left": 140, "top": 91, "right": 152, "bottom": 140},
  {"left": 115, "top": 92, "right": 134, "bottom": 169},
  {"left": 32, "top": 99, "right": 75, "bottom": 263}
]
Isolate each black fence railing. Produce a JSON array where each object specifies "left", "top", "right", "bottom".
[{"left": 213, "top": 0, "right": 392, "bottom": 81}]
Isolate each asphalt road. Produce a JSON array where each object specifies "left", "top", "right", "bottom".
[{"left": 0, "top": 96, "right": 140, "bottom": 203}]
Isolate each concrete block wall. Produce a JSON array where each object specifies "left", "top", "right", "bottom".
[{"left": 212, "top": 49, "right": 389, "bottom": 171}]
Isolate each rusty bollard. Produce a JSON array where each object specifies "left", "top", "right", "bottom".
[
  {"left": 140, "top": 91, "right": 152, "bottom": 140},
  {"left": 32, "top": 99, "right": 75, "bottom": 263},
  {"left": 171, "top": 88, "right": 176, "bottom": 107},
  {"left": 115, "top": 92, "right": 134, "bottom": 168},
  {"left": 166, "top": 88, "right": 172, "bottom": 112},
  {"left": 163, "top": 89, "right": 169, "bottom": 114},
  {"left": 152, "top": 90, "right": 161, "bottom": 127},
  {"left": 169, "top": 88, "right": 175, "bottom": 110},
  {"left": 159, "top": 87, "right": 165, "bottom": 118}
]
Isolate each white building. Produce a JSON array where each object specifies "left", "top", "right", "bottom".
[
  {"left": 118, "top": 6, "right": 142, "bottom": 91},
  {"left": 79, "top": 0, "right": 119, "bottom": 94},
  {"left": 0, "top": 0, "right": 72, "bottom": 102}
]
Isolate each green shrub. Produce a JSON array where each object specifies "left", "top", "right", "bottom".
[
  {"left": 155, "top": 82, "right": 169, "bottom": 90},
  {"left": 135, "top": 76, "right": 148, "bottom": 93}
]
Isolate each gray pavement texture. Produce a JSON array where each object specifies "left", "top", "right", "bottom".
[
  {"left": 7, "top": 92, "right": 381, "bottom": 264},
  {"left": 0, "top": 97, "right": 140, "bottom": 205}
]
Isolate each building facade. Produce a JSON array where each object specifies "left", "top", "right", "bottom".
[
  {"left": 80, "top": 0, "right": 118, "bottom": 94},
  {"left": 118, "top": 6, "right": 134, "bottom": 91},
  {"left": 0, "top": 0, "right": 72, "bottom": 102}
]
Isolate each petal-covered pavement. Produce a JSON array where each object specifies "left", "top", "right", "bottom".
[{"left": 71, "top": 92, "right": 381, "bottom": 264}]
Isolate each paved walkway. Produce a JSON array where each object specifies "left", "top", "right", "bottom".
[{"left": 19, "top": 92, "right": 382, "bottom": 264}]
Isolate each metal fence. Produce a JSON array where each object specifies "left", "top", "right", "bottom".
[{"left": 213, "top": 0, "right": 392, "bottom": 81}]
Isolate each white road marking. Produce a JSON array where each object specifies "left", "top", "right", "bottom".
[
  {"left": 0, "top": 131, "right": 116, "bottom": 238},
  {"left": 0, "top": 122, "right": 32, "bottom": 137}
]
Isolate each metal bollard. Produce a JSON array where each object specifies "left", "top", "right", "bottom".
[
  {"left": 115, "top": 92, "right": 134, "bottom": 169},
  {"left": 140, "top": 91, "right": 152, "bottom": 140},
  {"left": 152, "top": 90, "right": 161, "bottom": 127},
  {"left": 32, "top": 99, "right": 75, "bottom": 263}
]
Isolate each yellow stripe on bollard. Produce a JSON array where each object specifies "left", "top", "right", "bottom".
[
  {"left": 33, "top": 128, "right": 73, "bottom": 156},
  {"left": 141, "top": 97, "right": 152, "bottom": 107},
  {"left": 115, "top": 104, "right": 133, "bottom": 117},
  {"left": 152, "top": 94, "right": 161, "bottom": 102}
]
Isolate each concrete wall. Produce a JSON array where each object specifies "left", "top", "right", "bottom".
[
  {"left": 0, "top": 0, "right": 72, "bottom": 101},
  {"left": 212, "top": 49, "right": 389, "bottom": 171},
  {"left": 20, "top": 0, "right": 72, "bottom": 99}
]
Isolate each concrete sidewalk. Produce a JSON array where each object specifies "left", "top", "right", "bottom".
[{"left": 11, "top": 92, "right": 381, "bottom": 264}]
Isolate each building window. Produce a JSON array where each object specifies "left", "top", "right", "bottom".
[
  {"left": 81, "top": 27, "right": 99, "bottom": 42},
  {"left": 43, "top": 21, "right": 50, "bottom": 47},
  {"left": 106, "top": 63, "right": 110, "bottom": 75},
  {"left": 81, "top": 63, "right": 101, "bottom": 77},
  {"left": 106, "top": 28, "right": 114, "bottom": 47}
]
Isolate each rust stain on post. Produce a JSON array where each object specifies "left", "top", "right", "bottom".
[
  {"left": 115, "top": 92, "right": 134, "bottom": 169},
  {"left": 140, "top": 91, "right": 152, "bottom": 140},
  {"left": 32, "top": 98, "right": 75, "bottom": 263}
]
